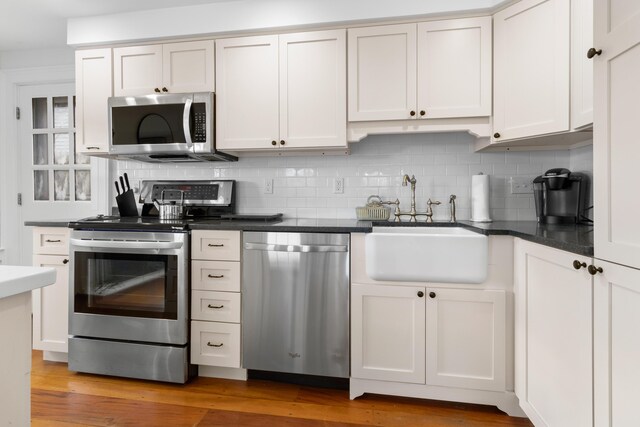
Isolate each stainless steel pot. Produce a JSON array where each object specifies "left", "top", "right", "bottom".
[{"left": 153, "top": 190, "right": 184, "bottom": 220}]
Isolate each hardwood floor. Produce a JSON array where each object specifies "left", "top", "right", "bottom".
[{"left": 31, "top": 351, "right": 533, "bottom": 426}]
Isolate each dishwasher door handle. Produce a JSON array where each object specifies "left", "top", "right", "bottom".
[{"left": 244, "top": 242, "right": 348, "bottom": 253}]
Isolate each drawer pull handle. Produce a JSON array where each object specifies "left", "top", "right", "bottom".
[
  {"left": 207, "top": 342, "right": 224, "bottom": 348},
  {"left": 208, "top": 243, "right": 224, "bottom": 247},
  {"left": 45, "top": 239, "right": 61, "bottom": 243},
  {"left": 207, "top": 304, "right": 224, "bottom": 309},
  {"left": 207, "top": 274, "right": 224, "bottom": 279}
]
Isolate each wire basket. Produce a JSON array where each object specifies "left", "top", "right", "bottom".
[{"left": 355, "top": 195, "right": 391, "bottom": 221}]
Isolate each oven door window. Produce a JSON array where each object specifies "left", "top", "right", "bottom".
[{"left": 74, "top": 252, "right": 178, "bottom": 319}]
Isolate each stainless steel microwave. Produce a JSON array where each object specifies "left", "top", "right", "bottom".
[{"left": 108, "top": 92, "right": 236, "bottom": 163}]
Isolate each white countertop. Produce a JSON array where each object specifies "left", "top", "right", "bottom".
[{"left": 0, "top": 266, "right": 56, "bottom": 299}]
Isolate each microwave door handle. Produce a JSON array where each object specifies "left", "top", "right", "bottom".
[{"left": 183, "top": 98, "right": 193, "bottom": 150}]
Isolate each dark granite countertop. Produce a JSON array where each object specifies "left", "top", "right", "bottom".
[
  {"left": 24, "top": 219, "right": 73, "bottom": 227},
  {"left": 25, "top": 217, "right": 594, "bottom": 256}
]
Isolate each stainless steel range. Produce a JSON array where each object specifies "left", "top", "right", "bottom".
[{"left": 68, "top": 180, "right": 281, "bottom": 383}]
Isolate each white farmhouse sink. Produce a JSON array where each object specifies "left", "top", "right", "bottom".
[{"left": 365, "top": 227, "right": 488, "bottom": 284}]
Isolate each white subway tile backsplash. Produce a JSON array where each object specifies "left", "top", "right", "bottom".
[{"left": 115, "top": 133, "right": 593, "bottom": 221}]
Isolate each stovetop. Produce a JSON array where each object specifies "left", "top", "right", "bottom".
[{"left": 70, "top": 213, "right": 283, "bottom": 231}]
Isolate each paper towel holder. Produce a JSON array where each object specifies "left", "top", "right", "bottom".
[{"left": 471, "top": 173, "right": 492, "bottom": 223}]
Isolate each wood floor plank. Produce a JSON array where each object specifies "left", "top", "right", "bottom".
[{"left": 31, "top": 351, "right": 532, "bottom": 427}]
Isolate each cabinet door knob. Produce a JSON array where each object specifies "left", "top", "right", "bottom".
[
  {"left": 271, "top": 140, "right": 277, "bottom": 146},
  {"left": 161, "top": 87, "right": 168, "bottom": 92},
  {"left": 63, "top": 259, "right": 69, "bottom": 264},
  {"left": 410, "top": 110, "right": 416, "bottom": 117},
  {"left": 417, "top": 291, "right": 424, "bottom": 298},
  {"left": 419, "top": 110, "right": 426, "bottom": 117},
  {"left": 588, "top": 265, "right": 604, "bottom": 275},
  {"left": 154, "top": 88, "right": 161, "bottom": 93},
  {"left": 573, "top": 260, "right": 587, "bottom": 270},
  {"left": 587, "top": 48, "right": 602, "bottom": 59},
  {"left": 429, "top": 292, "right": 436, "bottom": 298},
  {"left": 280, "top": 140, "right": 285, "bottom": 145},
  {"left": 493, "top": 132, "right": 501, "bottom": 139}
]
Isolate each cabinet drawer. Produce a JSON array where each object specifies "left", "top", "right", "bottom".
[
  {"left": 192, "top": 230, "right": 241, "bottom": 261},
  {"left": 192, "top": 260, "right": 241, "bottom": 292},
  {"left": 33, "top": 228, "right": 70, "bottom": 255},
  {"left": 192, "top": 290, "right": 241, "bottom": 323},
  {"left": 191, "top": 321, "right": 241, "bottom": 367}
]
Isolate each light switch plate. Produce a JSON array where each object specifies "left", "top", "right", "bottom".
[{"left": 510, "top": 176, "right": 533, "bottom": 194}]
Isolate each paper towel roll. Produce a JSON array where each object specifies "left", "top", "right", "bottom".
[{"left": 471, "top": 173, "right": 492, "bottom": 222}]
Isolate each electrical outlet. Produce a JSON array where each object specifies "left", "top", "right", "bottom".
[
  {"left": 510, "top": 176, "right": 533, "bottom": 194},
  {"left": 333, "top": 177, "right": 344, "bottom": 194},
  {"left": 264, "top": 178, "right": 273, "bottom": 194}
]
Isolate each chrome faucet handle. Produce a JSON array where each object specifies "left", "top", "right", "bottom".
[
  {"left": 449, "top": 194, "right": 457, "bottom": 223},
  {"left": 426, "top": 198, "right": 441, "bottom": 223}
]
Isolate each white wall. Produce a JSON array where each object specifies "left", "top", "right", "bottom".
[{"left": 115, "top": 132, "right": 594, "bottom": 222}]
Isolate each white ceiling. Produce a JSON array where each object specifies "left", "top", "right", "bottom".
[{"left": 0, "top": 0, "right": 241, "bottom": 51}]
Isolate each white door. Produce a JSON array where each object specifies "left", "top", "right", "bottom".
[
  {"left": 351, "top": 283, "right": 426, "bottom": 384},
  {"left": 279, "top": 29, "right": 347, "bottom": 149},
  {"left": 347, "top": 24, "right": 417, "bottom": 121},
  {"left": 514, "top": 239, "right": 593, "bottom": 427},
  {"left": 215, "top": 35, "right": 279, "bottom": 150},
  {"left": 493, "top": 0, "right": 570, "bottom": 142},
  {"left": 17, "top": 84, "right": 96, "bottom": 264},
  {"left": 570, "top": 0, "right": 594, "bottom": 129},
  {"left": 593, "top": 0, "right": 640, "bottom": 269},
  {"left": 113, "top": 45, "right": 163, "bottom": 96},
  {"left": 417, "top": 17, "right": 492, "bottom": 119},
  {"left": 32, "top": 253, "right": 69, "bottom": 354},
  {"left": 593, "top": 260, "right": 640, "bottom": 427},
  {"left": 425, "top": 287, "right": 505, "bottom": 391}
]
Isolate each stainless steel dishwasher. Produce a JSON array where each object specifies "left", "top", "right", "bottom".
[{"left": 242, "top": 232, "right": 349, "bottom": 378}]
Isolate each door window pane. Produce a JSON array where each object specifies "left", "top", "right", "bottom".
[
  {"left": 54, "top": 170, "right": 70, "bottom": 201},
  {"left": 53, "top": 96, "right": 69, "bottom": 128},
  {"left": 33, "top": 134, "right": 48, "bottom": 165},
  {"left": 53, "top": 133, "right": 70, "bottom": 165},
  {"left": 75, "top": 170, "right": 91, "bottom": 201},
  {"left": 34, "top": 170, "right": 49, "bottom": 200},
  {"left": 32, "top": 98, "right": 47, "bottom": 129}
]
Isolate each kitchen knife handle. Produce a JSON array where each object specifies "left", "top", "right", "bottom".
[
  {"left": 115, "top": 181, "right": 120, "bottom": 195},
  {"left": 123, "top": 173, "right": 130, "bottom": 191},
  {"left": 119, "top": 176, "right": 126, "bottom": 192}
]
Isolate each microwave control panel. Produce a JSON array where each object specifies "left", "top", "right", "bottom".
[{"left": 192, "top": 103, "right": 207, "bottom": 143}]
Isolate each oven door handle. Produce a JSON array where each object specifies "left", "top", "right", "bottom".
[{"left": 70, "top": 238, "right": 183, "bottom": 250}]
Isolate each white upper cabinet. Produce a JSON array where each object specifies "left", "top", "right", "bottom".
[
  {"left": 348, "top": 24, "right": 417, "bottom": 121},
  {"left": 162, "top": 41, "right": 215, "bottom": 93},
  {"left": 417, "top": 17, "right": 492, "bottom": 119},
  {"left": 216, "top": 30, "right": 347, "bottom": 151},
  {"left": 114, "top": 40, "right": 214, "bottom": 96},
  {"left": 215, "top": 35, "right": 279, "bottom": 151},
  {"left": 593, "top": 0, "right": 640, "bottom": 269},
  {"left": 348, "top": 17, "right": 491, "bottom": 122},
  {"left": 571, "top": 0, "right": 594, "bottom": 129},
  {"left": 279, "top": 30, "right": 347, "bottom": 149},
  {"left": 493, "top": 0, "right": 571, "bottom": 142},
  {"left": 75, "top": 48, "right": 112, "bottom": 154}
]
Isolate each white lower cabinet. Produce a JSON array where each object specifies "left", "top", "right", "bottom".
[
  {"left": 351, "top": 283, "right": 426, "bottom": 384},
  {"left": 514, "top": 239, "right": 593, "bottom": 427},
  {"left": 32, "top": 227, "right": 70, "bottom": 362},
  {"left": 593, "top": 260, "right": 640, "bottom": 427},
  {"left": 351, "top": 283, "right": 506, "bottom": 391},
  {"left": 190, "top": 230, "right": 243, "bottom": 375},
  {"left": 426, "top": 288, "right": 506, "bottom": 392}
]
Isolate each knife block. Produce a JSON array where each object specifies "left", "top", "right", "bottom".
[{"left": 116, "top": 190, "right": 139, "bottom": 217}]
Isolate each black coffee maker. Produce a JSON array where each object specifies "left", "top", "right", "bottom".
[{"left": 533, "top": 168, "right": 588, "bottom": 224}]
